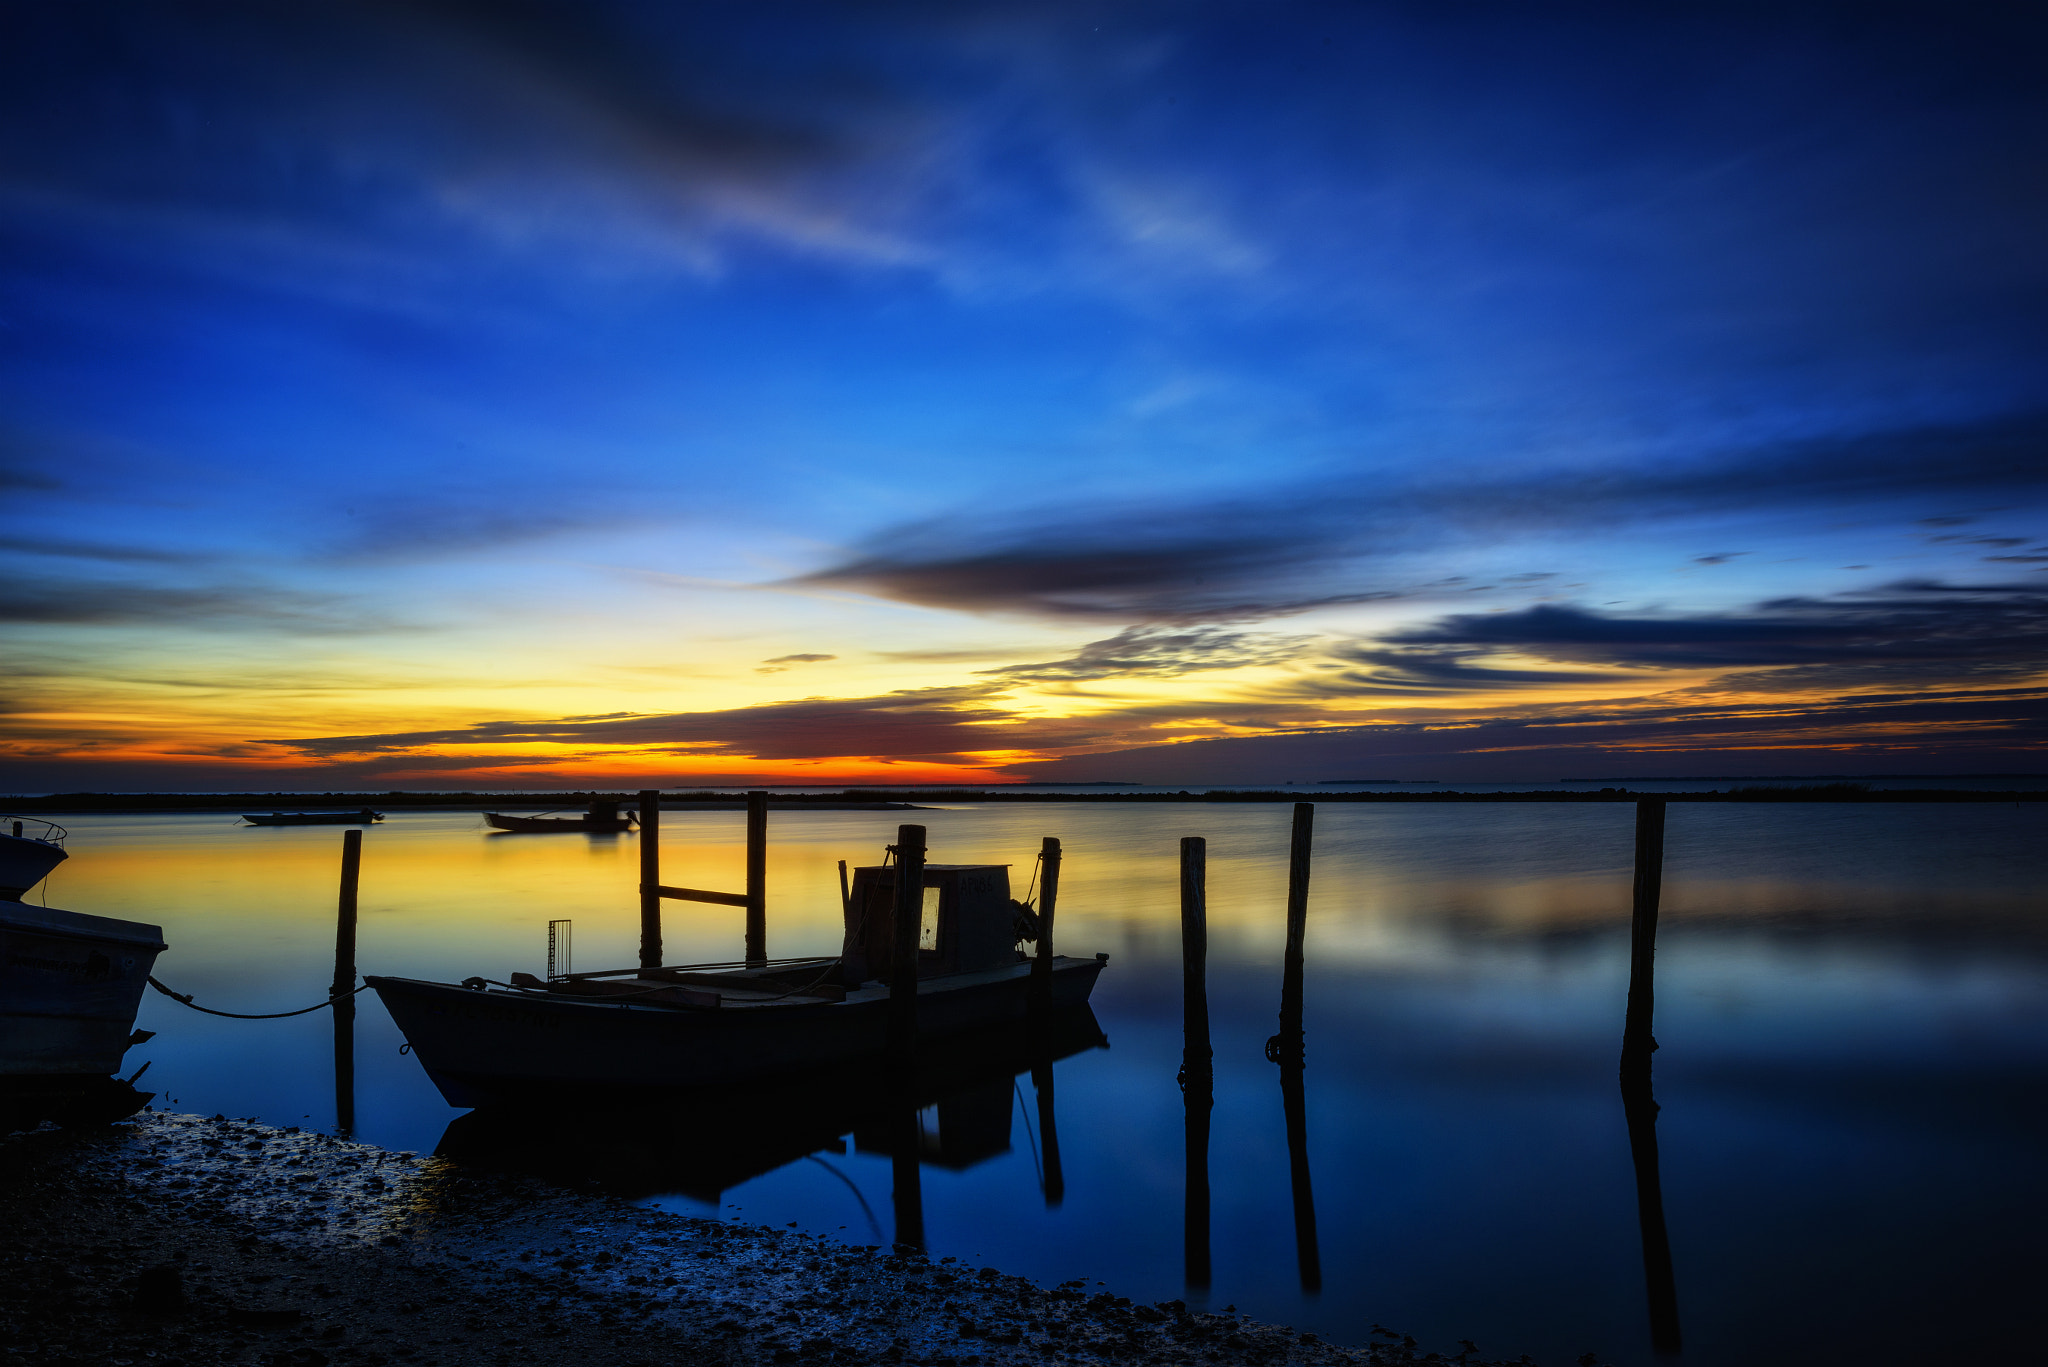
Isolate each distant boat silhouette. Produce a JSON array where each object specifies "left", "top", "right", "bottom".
[{"left": 242, "top": 809, "right": 382, "bottom": 826}]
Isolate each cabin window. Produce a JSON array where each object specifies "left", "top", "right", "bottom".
[{"left": 920, "top": 886, "right": 941, "bottom": 952}]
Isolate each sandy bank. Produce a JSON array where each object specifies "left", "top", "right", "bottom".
[{"left": 3, "top": 1111, "right": 1532, "bottom": 1367}]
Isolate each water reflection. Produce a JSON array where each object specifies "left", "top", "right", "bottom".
[
  {"left": 38, "top": 803, "right": 2048, "bottom": 1367},
  {"left": 1622, "top": 1077, "right": 1683, "bottom": 1357},
  {"left": 434, "top": 1007, "right": 1106, "bottom": 1206}
]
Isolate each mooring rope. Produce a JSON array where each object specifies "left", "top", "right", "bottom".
[{"left": 146, "top": 976, "right": 370, "bottom": 1019}]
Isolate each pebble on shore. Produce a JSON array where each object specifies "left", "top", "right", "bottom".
[{"left": 2, "top": 1111, "right": 1535, "bottom": 1367}]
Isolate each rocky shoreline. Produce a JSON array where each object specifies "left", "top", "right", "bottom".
[{"left": 3, "top": 1111, "right": 1535, "bottom": 1367}]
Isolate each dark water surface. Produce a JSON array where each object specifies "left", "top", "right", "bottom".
[{"left": 31, "top": 801, "right": 2048, "bottom": 1366}]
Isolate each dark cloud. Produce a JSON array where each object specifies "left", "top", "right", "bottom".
[
  {"left": 1013, "top": 683, "right": 2048, "bottom": 784},
  {"left": 268, "top": 685, "right": 1104, "bottom": 763},
  {"left": 981, "top": 626, "right": 1313, "bottom": 682},
  {"left": 1297, "top": 646, "right": 1628, "bottom": 697},
  {"left": 761, "top": 653, "right": 836, "bottom": 664},
  {"left": 1386, "top": 582, "right": 2048, "bottom": 678},
  {"left": 801, "top": 411, "right": 2048, "bottom": 621},
  {"left": 0, "top": 535, "right": 211, "bottom": 565},
  {"left": 0, "top": 576, "right": 385, "bottom": 632}
]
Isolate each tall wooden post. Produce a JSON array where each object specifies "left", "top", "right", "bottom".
[
  {"left": 332, "top": 829, "right": 361, "bottom": 1134},
  {"left": 745, "top": 790, "right": 767, "bottom": 966},
  {"left": 1029, "top": 836, "right": 1062, "bottom": 1006},
  {"left": 1180, "top": 837, "right": 1211, "bottom": 1074},
  {"left": 889, "top": 824, "right": 928, "bottom": 1059},
  {"left": 1180, "top": 835, "right": 1213, "bottom": 1288},
  {"left": 1275, "top": 803, "right": 1313, "bottom": 1059},
  {"left": 1621, "top": 800, "right": 1667, "bottom": 1079},
  {"left": 638, "top": 790, "right": 662, "bottom": 970}
]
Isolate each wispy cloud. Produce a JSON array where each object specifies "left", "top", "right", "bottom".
[
  {"left": 801, "top": 411, "right": 2048, "bottom": 622},
  {"left": 981, "top": 625, "right": 1313, "bottom": 682}
]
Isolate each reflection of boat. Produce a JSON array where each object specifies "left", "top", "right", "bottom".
[
  {"left": 483, "top": 799, "right": 634, "bottom": 834},
  {"left": 373, "top": 858, "right": 1107, "bottom": 1106},
  {"left": 434, "top": 1005, "right": 1106, "bottom": 1200},
  {"left": 1, "top": 817, "right": 164, "bottom": 1132},
  {"left": 242, "top": 809, "right": 383, "bottom": 826}
]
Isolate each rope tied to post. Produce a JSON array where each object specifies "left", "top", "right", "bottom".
[{"left": 146, "top": 976, "right": 370, "bottom": 1020}]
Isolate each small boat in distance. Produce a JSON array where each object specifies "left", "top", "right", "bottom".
[
  {"left": 242, "top": 809, "right": 383, "bottom": 826},
  {"left": 483, "top": 798, "right": 634, "bottom": 834},
  {"left": 1, "top": 816, "right": 164, "bottom": 1132},
  {"left": 373, "top": 854, "right": 1106, "bottom": 1106}
]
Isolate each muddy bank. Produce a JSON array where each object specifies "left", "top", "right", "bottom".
[{"left": 1, "top": 1111, "right": 1540, "bottom": 1367}]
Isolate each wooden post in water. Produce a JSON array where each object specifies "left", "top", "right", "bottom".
[
  {"left": 1275, "top": 803, "right": 1313, "bottom": 1060},
  {"left": 1620, "top": 799, "right": 1667, "bottom": 1080},
  {"left": 888, "top": 823, "right": 928, "bottom": 1060},
  {"left": 1029, "top": 836, "right": 1062, "bottom": 1007},
  {"left": 1181, "top": 837, "right": 1211, "bottom": 1072},
  {"left": 332, "top": 829, "right": 361, "bottom": 1134},
  {"left": 837, "top": 859, "right": 852, "bottom": 921},
  {"left": 745, "top": 790, "right": 768, "bottom": 966},
  {"left": 1180, "top": 835, "right": 1213, "bottom": 1288},
  {"left": 638, "top": 790, "right": 662, "bottom": 970}
]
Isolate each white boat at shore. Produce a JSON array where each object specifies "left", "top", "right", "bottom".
[{"left": 1, "top": 817, "right": 165, "bottom": 1131}]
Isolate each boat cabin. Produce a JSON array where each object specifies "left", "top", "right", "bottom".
[{"left": 840, "top": 863, "right": 1026, "bottom": 984}]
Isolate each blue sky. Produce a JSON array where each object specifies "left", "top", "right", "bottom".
[{"left": 3, "top": 1, "right": 2045, "bottom": 788}]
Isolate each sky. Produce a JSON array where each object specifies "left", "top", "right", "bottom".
[{"left": 3, "top": 0, "right": 2046, "bottom": 790}]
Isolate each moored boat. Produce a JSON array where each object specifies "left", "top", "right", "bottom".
[
  {"left": 483, "top": 799, "right": 634, "bottom": 834},
  {"left": 373, "top": 854, "right": 1107, "bottom": 1106},
  {"left": 242, "top": 809, "right": 383, "bottom": 826},
  {"left": 1, "top": 817, "right": 165, "bottom": 1132}
]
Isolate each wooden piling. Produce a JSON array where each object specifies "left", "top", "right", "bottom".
[
  {"left": 638, "top": 790, "right": 662, "bottom": 970},
  {"left": 1180, "top": 836, "right": 1211, "bottom": 1074},
  {"left": 332, "top": 829, "right": 361, "bottom": 1134},
  {"left": 888, "top": 823, "right": 928, "bottom": 1059},
  {"left": 1029, "top": 836, "right": 1062, "bottom": 1006},
  {"left": 745, "top": 790, "right": 767, "bottom": 966},
  {"left": 1275, "top": 802, "right": 1313, "bottom": 1060},
  {"left": 1620, "top": 799, "right": 1667, "bottom": 1078},
  {"left": 837, "top": 859, "right": 852, "bottom": 921},
  {"left": 1180, "top": 834, "right": 1213, "bottom": 1289}
]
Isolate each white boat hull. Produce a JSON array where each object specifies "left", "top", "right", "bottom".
[{"left": 1, "top": 900, "right": 166, "bottom": 1077}]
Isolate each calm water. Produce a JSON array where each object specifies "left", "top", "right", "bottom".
[{"left": 24, "top": 801, "right": 2048, "bottom": 1366}]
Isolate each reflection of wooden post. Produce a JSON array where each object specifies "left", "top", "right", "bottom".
[
  {"left": 1029, "top": 837, "right": 1062, "bottom": 1006},
  {"left": 1278, "top": 1058, "right": 1321, "bottom": 1294},
  {"left": 1275, "top": 803, "right": 1313, "bottom": 1060},
  {"left": 891, "top": 1097, "right": 926, "bottom": 1251},
  {"left": 1183, "top": 1057, "right": 1213, "bottom": 1289},
  {"left": 332, "top": 829, "right": 361, "bottom": 1134},
  {"left": 889, "top": 824, "right": 928, "bottom": 1060},
  {"left": 1622, "top": 1079, "right": 1683, "bottom": 1355},
  {"left": 1032, "top": 1056, "right": 1065, "bottom": 1208},
  {"left": 1621, "top": 800, "right": 1667, "bottom": 1079},
  {"left": 638, "top": 790, "right": 662, "bottom": 969},
  {"left": 745, "top": 790, "right": 767, "bottom": 966}
]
